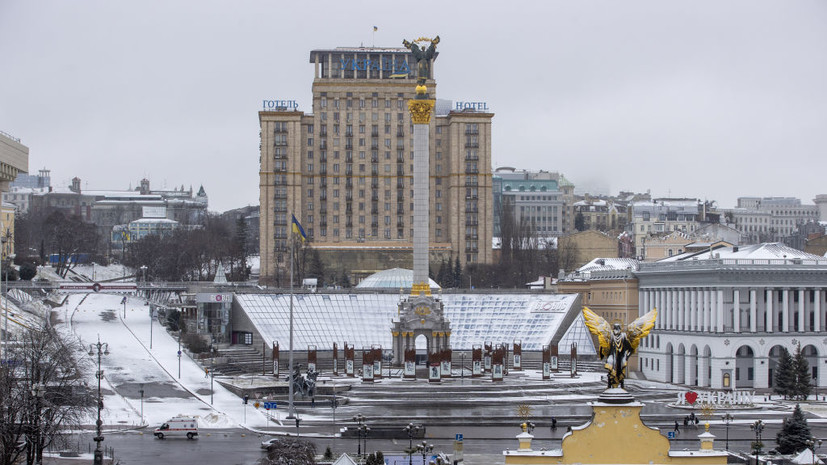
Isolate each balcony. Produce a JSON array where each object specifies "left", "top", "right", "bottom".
[
  {"left": 465, "top": 167, "right": 479, "bottom": 174},
  {"left": 464, "top": 142, "right": 479, "bottom": 148}
]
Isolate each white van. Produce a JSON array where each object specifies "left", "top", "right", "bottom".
[{"left": 153, "top": 416, "right": 198, "bottom": 440}]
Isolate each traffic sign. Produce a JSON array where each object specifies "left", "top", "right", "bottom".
[
  {"left": 667, "top": 431, "right": 676, "bottom": 439},
  {"left": 455, "top": 434, "right": 463, "bottom": 442},
  {"left": 263, "top": 401, "right": 278, "bottom": 410}
]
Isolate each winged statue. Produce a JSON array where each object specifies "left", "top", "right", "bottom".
[{"left": 582, "top": 307, "right": 657, "bottom": 388}]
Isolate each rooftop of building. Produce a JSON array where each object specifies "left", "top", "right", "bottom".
[
  {"left": 639, "top": 243, "right": 827, "bottom": 271},
  {"left": 355, "top": 268, "right": 440, "bottom": 290}
]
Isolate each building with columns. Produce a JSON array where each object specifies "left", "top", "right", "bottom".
[{"left": 636, "top": 242, "right": 827, "bottom": 390}]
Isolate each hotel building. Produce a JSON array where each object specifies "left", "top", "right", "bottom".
[{"left": 259, "top": 46, "right": 494, "bottom": 285}]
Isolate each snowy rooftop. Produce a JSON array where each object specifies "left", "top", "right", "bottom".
[
  {"left": 657, "top": 242, "right": 827, "bottom": 263},
  {"left": 356, "top": 268, "right": 440, "bottom": 289}
]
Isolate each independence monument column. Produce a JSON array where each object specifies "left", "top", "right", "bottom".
[{"left": 392, "top": 36, "right": 451, "bottom": 378}]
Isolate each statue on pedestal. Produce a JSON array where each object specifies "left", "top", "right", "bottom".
[
  {"left": 583, "top": 307, "right": 657, "bottom": 389},
  {"left": 402, "top": 36, "right": 440, "bottom": 85}
]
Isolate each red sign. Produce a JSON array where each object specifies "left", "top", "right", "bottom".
[{"left": 685, "top": 391, "right": 698, "bottom": 405}]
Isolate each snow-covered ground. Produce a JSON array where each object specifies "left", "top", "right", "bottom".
[{"left": 60, "top": 292, "right": 272, "bottom": 430}]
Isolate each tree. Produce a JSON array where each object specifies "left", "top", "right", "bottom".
[
  {"left": 259, "top": 437, "right": 316, "bottom": 465},
  {"left": 435, "top": 259, "right": 449, "bottom": 288},
  {"left": 793, "top": 344, "right": 812, "bottom": 400},
  {"left": 574, "top": 212, "right": 585, "bottom": 231},
  {"left": 774, "top": 347, "right": 796, "bottom": 399},
  {"left": 41, "top": 212, "right": 98, "bottom": 278},
  {"left": 231, "top": 217, "right": 250, "bottom": 281},
  {"left": 453, "top": 256, "right": 462, "bottom": 289},
  {"left": 306, "top": 249, "right": 325, "bottom": 287},
  {"left": 776, "top": 404, "right": 812, "bottom": 454},
  {"left": 366, "top": 451, "right": 384, "bottom": 465},
  {"left": 0, "top": 324, "right": 94, "bottom": 465}
]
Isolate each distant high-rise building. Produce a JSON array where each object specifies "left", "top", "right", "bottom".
[
  {"left": 728, "top": 197, "right": 819, "bottom": 244},
  {"left": 258, "top": 45, "right": 494, "bottom": 285},
  {"left": 492, "top": 167, "right": 575, "bottom": 239}
]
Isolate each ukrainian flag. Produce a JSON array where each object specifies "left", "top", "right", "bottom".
[{"left": 291, "top": 214, "right": 307, "bottom": 241}]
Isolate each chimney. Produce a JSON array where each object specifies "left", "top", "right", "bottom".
[{"left": 70, "top": 177, "right": 81, "bottom": 193}]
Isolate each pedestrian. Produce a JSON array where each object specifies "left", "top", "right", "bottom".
[
  {"left": 683, "top": 417, "right": 688, "bottom": 427},
  {"left": 674, "top": 421, "right": 680, "bottom": 433},
  {"left": 551, "top": 417, "right": 557, "bottom": 430}
]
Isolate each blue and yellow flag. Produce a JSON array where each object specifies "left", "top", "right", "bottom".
[
  {"left": 291, "top": 214, "right": 307, "bottom": 241},
  {"left": 373, "top": 26, "right": 378, "bottom": 32}
]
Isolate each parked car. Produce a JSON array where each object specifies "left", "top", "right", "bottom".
[{"left": 261, "top": 437, "right": 281, "bottom": 449}]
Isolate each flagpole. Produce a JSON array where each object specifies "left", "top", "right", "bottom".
[{"left": 287, "top": 232, "right": 295, "bottom": 419}]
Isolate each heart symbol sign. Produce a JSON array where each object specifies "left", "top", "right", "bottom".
[{"left": 685, "top": 391, "right": 698, "bottom": 405}]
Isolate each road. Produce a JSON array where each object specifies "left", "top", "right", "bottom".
[{"left": 56, "top": 420, "right": 826, "bottom": 465}]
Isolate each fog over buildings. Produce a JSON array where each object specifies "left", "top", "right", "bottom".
[{"left": 1, "top": 1, "right": 825, "bottom": 212}]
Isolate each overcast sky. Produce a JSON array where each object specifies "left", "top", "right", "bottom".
[{"left": 1, "top": 1, "right": 825, "bottom": 213}]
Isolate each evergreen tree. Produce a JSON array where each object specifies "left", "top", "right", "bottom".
[
  {"left": 775, "top": 347, "right": 796, "bottom": 399},
  {"left": 436, "top": 259, "right": 448, "bottom": 287},
  {"left": 307, "top": 249, "right": 325, "bottom": 287},
  {"left": 574, "top": 212, "right": 585, "bottom": 231},
  {"left": 776, "top": 404, "right": 812, "bottom": 454},
  {"left": 323, "top": 446, "right": 334, "bottom": 460},
  {"left": 793, "top": 344, "right": 813, "bottom": 400},
  {"left": 453, "top": 256, "right": 462, "bottom": 288}
]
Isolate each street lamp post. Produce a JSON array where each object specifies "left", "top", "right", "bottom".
[
  {"left": 353, "top": 414, "right": 368, "bottom": 459},
  {"left": 403, "top": 422, "right": 420, "bottom": 465},
  {"left": 807, "top": 438, "right": 822, "bottom": 465},
  {"left": 31, "top": 380, "right": 45, "bottom": 465},
  {"left": 751, "top": 419, "right": 764, "bottom": 465},
  {"left": 89, "top": 338, "right": 109, "bottom": 465},
  {"left": 417, "top": 440, "right": 434, "bottom": 465},
  {"left": 722, "top": 413, "right": 734, "bottom": 450}
]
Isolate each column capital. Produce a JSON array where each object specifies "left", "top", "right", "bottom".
[{"left": 408, "top": 99, "right": 435, "bottom": 124}]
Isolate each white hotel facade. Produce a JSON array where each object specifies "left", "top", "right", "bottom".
[{"left": 636, "top": 243, "right": 827, "bottom": 390}]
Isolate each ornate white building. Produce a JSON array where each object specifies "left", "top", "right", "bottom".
[{"left": 636, "top": 243, "right": 827, "bottom": 390}]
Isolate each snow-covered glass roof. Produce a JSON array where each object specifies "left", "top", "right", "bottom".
[
  {"left": 356, "top": 268, "right": 440, "bottom": 289},
  {"left": 236, "top": 293, "right": 595, "bottom": 354}
]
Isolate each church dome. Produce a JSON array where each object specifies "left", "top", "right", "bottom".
[{"left": 356, "top": 268, "right": 441, "bottom": 290}]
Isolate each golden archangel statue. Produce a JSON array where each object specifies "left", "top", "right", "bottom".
[{"left": 583, "top": 307, "right": 657, "bottom": 389}]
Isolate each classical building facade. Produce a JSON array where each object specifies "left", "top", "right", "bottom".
[
  {"left": 0, "top": 131, "right": 29, "bottom": 267},
  {"left": 727, "top": 196, "right": 820, "bottom": 244},
  {"left": 259, "top": 46, "right": 494, "bottom": 285},
  {"left": 492, "top": 168, "right": 575, "bottom": 238},
  {"left": 636, "top": 243, "right": 827, "bottom": 390},
  {"left": 629, "top": 198, "right": 704, "bottom": 259}
]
